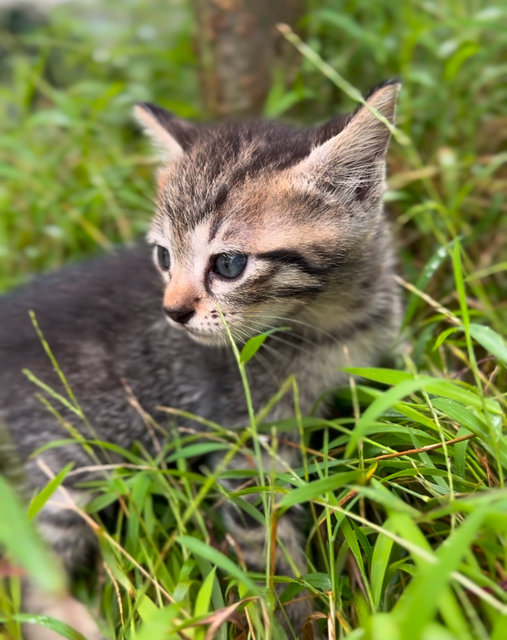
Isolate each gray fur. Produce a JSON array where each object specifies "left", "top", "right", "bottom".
[{"left": 0, "top": 82, "right": 402, "bottom": 636}]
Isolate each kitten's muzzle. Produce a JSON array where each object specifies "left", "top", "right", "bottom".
[{"left": 164, "top": 305, "right": 195, "bottom": 325}]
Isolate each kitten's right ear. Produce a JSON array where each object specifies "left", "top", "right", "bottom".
[{"left": 133, "top": 102, "right": 198, "bottom": 162}]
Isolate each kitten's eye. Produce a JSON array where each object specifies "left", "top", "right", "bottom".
[
  {"left": 156, "top": 245, "right": 171, "bottom": 271},
  {"left": 213, "top": 253, "right": 248, "bottom": 279}
]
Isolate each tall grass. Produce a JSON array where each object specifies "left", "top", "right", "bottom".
[{"left": 0, "top": 0, "right": 506, "bottom": 639}]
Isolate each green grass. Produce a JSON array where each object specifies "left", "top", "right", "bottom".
[{"left": 0, "top": 0, "right": 506, "bottom": 639}]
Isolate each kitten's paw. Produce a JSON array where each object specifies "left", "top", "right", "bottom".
[{"left": 23, "top": 588, "right": 105, "bottom": 640}]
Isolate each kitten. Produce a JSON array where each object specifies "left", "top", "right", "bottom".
[{"left": 0, "top": 81, "right": 401, "bottom": 638}]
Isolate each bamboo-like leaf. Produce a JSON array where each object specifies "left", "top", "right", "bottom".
[
  {"left": 27, "top": 462, "right": 74, "bottom": 520},
  {"left": 278, "top": 470, "right": 361, "bottom": 510},
  {"left": 239, "top": 327, "right": 289, "bottom": 364},
  {"left": 0, "top": 613, "right": 87, "bottom": 640},
  {"left": 195, "top": 567, "right": 217, "bottom": 617},
  {"left": 178, "top": 536, "right": 260, "bottom": 594},
  {"left": 469, "top": 323, "right": 507, "bottom": 365},
  {"left": 371, "top": 520, "right": 395, "bottom": 609}
]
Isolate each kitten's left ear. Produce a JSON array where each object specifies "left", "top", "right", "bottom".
[
  {"left": 133, "top": 102, "right": 198, "bottom": 163},
  {"left": 295, "top": 81, "right": 401, "bottom": 200}
]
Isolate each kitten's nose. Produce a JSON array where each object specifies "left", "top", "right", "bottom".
[{"left": 164, "top": 305, "right": 195, "bottom": 325}]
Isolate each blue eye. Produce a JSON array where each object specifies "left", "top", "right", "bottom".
[
  {"left": 156, "top": 245, "right": 170, "bottom": 271},
  {"left": 214, "top": 253, "right": 248, "bottom": 279}
]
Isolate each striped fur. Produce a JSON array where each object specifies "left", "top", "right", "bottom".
[
  {"left": 0, "top": 82, "right": 402, "bottom": 637},
  {"left": 143, "top": 82, "right": 401, "bottom": 355}
]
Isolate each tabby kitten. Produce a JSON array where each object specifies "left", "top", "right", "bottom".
[{"left": 0, "top": 81, "right": 401, "bottom": 638}]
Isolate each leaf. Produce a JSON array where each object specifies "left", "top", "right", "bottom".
[
  {"left": 403, "top": 241, "right": 457, "bottom": 327},
  {"left": 136, "top": 593, "right": 159, "bottom": 623},
  {"left": 433, "top": 323, "right": 507, "bottom": 365},
  {"left": 452, "top": 241, "right": 466, "bottom": 309},
  {"left": 0, "top": 477, "right": 65, "bottom": 594},
  {"left": 194, "top": 567, "right": 217, "bottom": 617},
  {"left": 240, "top": 334, "right": 268, "bottom": 364},
  {"left": 345, "top": 378, "right": 439, "bottom": 457},
  {"left": 167, "top": 443, "right": 230, "bottom": 462},
  {"left": 354, "top": 481, "right": 420, "bottom": 517},
  {"left": 178, "top": 536, "right": 260, "bottom": 594},
  {"left": 278, "top": 470, "right": 361, "bottom": 510},
  {"left": 27, "top": 463, "right": 74, "bottom": 519},
  {"left": 469, "top": 323, "right": 507, "bottom": 365},
  {"left": 134, "top": 603, "right": 182, "bottom": 639},
  {"left": 345, "top": 368, "right": 501, "bottom": 414},
  {"left": 492, "top": 611, "right": 507, "bottom": 640},
  {"left": 371, "top": 526, "right": 394, "bottom": 609},
  {"left": 239, "top": 327, "right": 289, "bottom": 364},
  {"left": 433, "top": 326, "right": 460, "bottom": 351},
  {"left": 342, "top": 518, "right": 373, "bottom": 607},
  {"left": 303, "top": 572, "right": 332, "bottom": 592},
  {"left": 367, "top": 613, "right": 401, "bottom": 640},
  {"left": 0, "top": 613, "right": 87, "bottom": 640}
]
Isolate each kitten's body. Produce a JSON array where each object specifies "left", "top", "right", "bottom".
[{"left": 0, "top": 83, "right": 401, "bottom": 638}]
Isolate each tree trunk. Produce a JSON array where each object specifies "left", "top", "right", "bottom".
[{"left": 192, "top": 0, "right": 303, "bottom": 118}]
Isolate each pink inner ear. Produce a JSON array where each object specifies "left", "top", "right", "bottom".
[
  {"left": 133, "top": 104, "right": 185, "bottom": 163},
  {"left": 292, "top": 85, "right": 399, "bottom": 183}
]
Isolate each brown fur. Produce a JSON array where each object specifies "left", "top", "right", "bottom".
[{"left": 3, "top": 82, "right": 401, "bottom": 639}]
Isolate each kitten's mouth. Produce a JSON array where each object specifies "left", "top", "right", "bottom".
[{"left": 185, "top": 327, "right": 225, "bottom": 346}]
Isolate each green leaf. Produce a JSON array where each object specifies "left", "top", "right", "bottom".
[
  {"left": 0, "top": 477, "right": 65, "bottom": 594},
  {"left": 355, "top": 481, "right": 420, "bottom": 517},
  {"left": 278, "top": 470, "right": 361, "bottom": 510},
  {"left": 469, "top": 323, "right": 507, "bottom": 365},
  {"left": 433, "top": 323, "right": 507, "bottom": 365},
  {"left": 371, "top": 524, "right": 394, "bottom": 609},
  {"left": 27, "top": 462, "right": 74, "bottom": 519},
  {"left": 194, "top": 567, "right": 217, "bottom": 616},
  {"left": 403, "top": 241, "right": 457, "bottom": 327},
  {"left": 178, "top": 536, "right": 260, "bottom": 594},
  {"left": 492, "top": 611, "right": 507, "bottom": 640},
  {"left": 240, "top": 334, "right": 269, "bottom": 364},
  {"left": 452, "top": 240, "right": 470, "bottom": 330},
  {"left": 345, "top": 378, "right": 439, "bottom": 457},
  {"left": 134, "top": 603, "right": 182, "bottom": 640},
  {"left": 430, "top": 398, "right": 488, "bottom": 437},
  {"left": 342, "top": 519, "right": 373, "bottom": 607},
  {"left": 0, "top": 613, "right": 88, "bottom": 640},
  {"left": 367, "top": 612, "right": 401, "bottom": 640},
  {"left": 433, "top": 326, "right": 460, "bottom": 351},
  {"left": 303, "top": 572, "right": 332, "bottom": 592},
  {"left": 239, "top": 328, "right": 289, "bottom": 364},
  {"left": 345, "top": 368, "right": 501, "bottom": 414},
  {"left": 167, "top": 442, "right": 230, "bottom": 462}
]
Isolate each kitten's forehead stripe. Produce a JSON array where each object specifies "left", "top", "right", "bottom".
[
  {"left": 158, "top": 122, "right": 314, "bottom": 236},
  {"left": 257, "top": 249, "right": 333, "bottom": 277},
  {"left": 208, "top": 213, "right": 224, "bottom": 243}
]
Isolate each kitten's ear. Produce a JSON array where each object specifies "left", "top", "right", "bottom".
[
  {"left": 296, "top": 81, "right": 401, "bottom": 201},
  {"left": 133, "top": 102, "right": 198, "bottom": 162}
]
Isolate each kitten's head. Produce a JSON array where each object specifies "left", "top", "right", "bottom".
[{"left": 134, "top": 82, "right": 400, "bottom": 346}]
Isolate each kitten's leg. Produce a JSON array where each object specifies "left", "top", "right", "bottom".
[
  {"left": 23, "top": 489, "right": 104, "bottom": 640},
  {"left": 216, "top": 444, "right": 314, "bottom": 634},
  {"left": 223, "top": 503, "right": 314, "bottom": 633}
]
